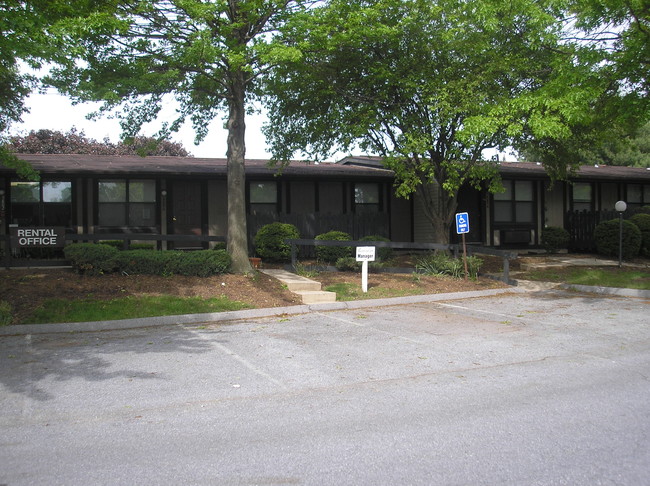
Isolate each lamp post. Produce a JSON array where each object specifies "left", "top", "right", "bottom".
[{"left": 615, "top": 200, "right": 627, "bottom": 268}]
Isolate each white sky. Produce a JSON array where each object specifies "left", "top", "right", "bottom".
[
  {"left": 11, "top": 88, "right": 508, "bottom": 162},
  {"left": 10, "top": 89, "right": 274, "bottom": 159}
]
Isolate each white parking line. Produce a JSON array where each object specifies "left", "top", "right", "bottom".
[{"left": 190, "top": 329, "right": 287, "bottom": 389}]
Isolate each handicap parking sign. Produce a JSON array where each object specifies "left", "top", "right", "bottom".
[{"left": 456, "top": 212, "right": 470, "bottom": 234}]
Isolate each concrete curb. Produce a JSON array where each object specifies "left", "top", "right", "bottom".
[
  {"left": 0, "top": 287, "right": 522, "bottom": 336},
  {"left": 557, "top": 283, "right": 650, "bottom": 299}
]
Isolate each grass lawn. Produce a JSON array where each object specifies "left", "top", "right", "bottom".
[
  {"left": 23, "top": 295, "right": 251, "bottom": 324},
  {"left": 518, "top": 266, "right": 650, "bottom": 290}
]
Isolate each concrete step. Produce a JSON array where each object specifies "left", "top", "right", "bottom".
[
  {"left": 296, "top": 290, "right": 337, "bottom": 304},
  {"left": 261, "top": 269, "right": 323, "bottom": 292}
]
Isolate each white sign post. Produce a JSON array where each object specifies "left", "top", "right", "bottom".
[{"left": 356, "top": 246, "right": 376, "bottom": 292}]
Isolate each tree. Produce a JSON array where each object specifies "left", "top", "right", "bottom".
[
  {"left": 8, "top": 128, "right": 191, "bottom": 156},
  {"left": 42, "top": 0, "right": 310, "bottom": 273},
  {"left": 265, "top": 0, "right": 603, "bottom": 243},
  {"left": 515, "top": 0, "right": 649, "bottom": 171},
  {"left": 1, "top": 0, "right": 113, "bottom": 179}
]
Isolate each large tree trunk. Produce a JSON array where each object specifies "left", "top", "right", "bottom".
[
  {"left": 416, "top": 181, "right": 457, "bottom": 245},
  {"left": 226, "top": 69, "right": 253, "bottom": 274}
]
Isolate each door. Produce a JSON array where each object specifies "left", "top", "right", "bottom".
[{"left": 171, "top": 181, "right": 203, "bottom": 248}]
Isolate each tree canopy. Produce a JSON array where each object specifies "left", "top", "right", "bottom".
[
  {"left": 8, "top": 128, "right": 191, "bottom": 156},
  {"left": 43, "top": 0, "right": 313, "bottom": 272},
  {"left": 265, "top": 0, "right": 617, "bottom": 242}
]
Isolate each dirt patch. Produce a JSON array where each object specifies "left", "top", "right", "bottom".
[
  {"left": 1, "top": 266, "right": 508, "bottom": 325},
  {"left": 0, "top": 269, "right": 301, "bottom": 325}
]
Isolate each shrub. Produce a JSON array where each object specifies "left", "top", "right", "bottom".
[
  {"left": 336, "top": 257, "right": 361, "bottom": 272},
  {"left": 212, "top": 241, "right": 227, "bottom": 251},
  {"left": 129, "top": 243, "right": 155, "bottom": 251},
  {"left": 254, "top": 222, "right": 300, "bottom": 262},
  {"left": 100, "top": 240, "right": 125, "bottom": 250},
  {"left": 359, "top": 235, "right": 393, "bottom": 261},
  {"left": 415, "top": 251, "right": 483, "bottom": 279},
  {"left": 540, "top": 226, "right": 570, "bottom": 253},
  {"left": 112, "top": 249, "right": 231, "bottom": 276},
  {"left": 629, "top": 213, "right": 650, "bottom": 257},
  {"left": 593, "top": 219, "right": 642, "bottom": 260},
  {"left": 64, "top": 243, "right": 119, "bottom": 275},
  {"left": 315, "top": 231, "right": 352, "bottom": 264},
  {"left": 0, "top": 300, "right": 12, "bottom": 326}
]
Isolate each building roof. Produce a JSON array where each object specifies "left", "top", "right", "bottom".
[
  {"left": 339, "top": 156, "right": 650, "bottom": 182},
  {"left": 2, "top": 154, "right": 394, "bottom": 180},
  {"left": 3, "top": 153, "right": 650, "bottom": 182}
]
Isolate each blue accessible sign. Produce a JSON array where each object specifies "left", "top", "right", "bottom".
[{"left": 455, "top": 212, "right": 470, "bottom": 234}]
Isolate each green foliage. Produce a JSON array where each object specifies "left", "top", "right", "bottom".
[
  {"left": 64, "top": 243, "right": 231, "bottom": 277},
  {"left": 629, "top": 213, "right": 650, "bottom": 257},
  {"left": 593, "top": 219, "right": 642, "bottom": 259},
  {"left": 335, "top": 257, "right": 361, "bottom": 272},
  {"left": 359, "top": 235, "right": 393, "bottom": 262},
  {"left": 112, "top": 249, "right": 231, "bottom": 277},
  {"left": 254, "top": 222, "right": 300, "bottom": 262},
  {"left": 415, "top": 252, "right": 483, "bottom": 279},
  {"left": 25, "top": 295, "right": 250, "bottom": 325},
  {"left": 265, "top": 0, "right": 616, "bottom": 241},
  {"left": 315, "top": 231, "right": 352, "bottom": 264},
  {"left": 541, "top": 226, "right": 570, "bottom": 253},
  {"left": 0, "top": 300, "right": 12, "bottom": 326},
  {"left": 63, "top": 243, "right": 118, "bottom": 275}
]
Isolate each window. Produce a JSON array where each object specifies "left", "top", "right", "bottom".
[
  {"left": 493, "top": 180, "right": 534, "bottom": 224},
  {"left": 627, "top": 184, "right": 650, "bottom": 208},
  {"left": 97, "top": 179, "right": 156, "bottom": 227},
  {"left": 572, "top": 182, "right": 592, "bottom": 212},
  {"left": 354, "top": 183, "right": 380, "bottom": 212},
  {"left": 249, "top": 181, "right": 278, "bottom": 214},
  {"left": 10, "top": 181, "right": 72, "bottom": 226}
]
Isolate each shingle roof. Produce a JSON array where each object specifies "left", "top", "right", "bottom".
[
  {"left": 2, "top": 154, "right": 394, "bottom": 179},
  {"left": 3, "top": 154, "right": 650, "bottom": 182},
  {"left": 339, "top": 156, "right": 650, "bottom": 182}
]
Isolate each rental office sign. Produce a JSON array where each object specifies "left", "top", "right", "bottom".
[{"left": 10, "top": 227, "right": 66, "bottom": 248}]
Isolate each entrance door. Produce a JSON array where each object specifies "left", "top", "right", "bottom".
[{"left": 171, "top": 181, "right": 203, "bottom": 248}]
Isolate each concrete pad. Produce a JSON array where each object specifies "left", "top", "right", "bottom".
[{"left": 296, "top": 290, "right": 337, "bottom": 304}]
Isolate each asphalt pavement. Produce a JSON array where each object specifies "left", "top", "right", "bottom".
[{"left": 1, "top": 287, "right": 649, "bottom": 485}]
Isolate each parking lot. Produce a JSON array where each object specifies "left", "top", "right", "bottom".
[{"left": 1, "top": 289, "right": 649, "bottom": 485}]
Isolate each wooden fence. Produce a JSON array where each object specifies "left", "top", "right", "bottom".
[
  {"left": 565, "top": 209, "right": 644, "bottom": 251},
  {"left": 286, "top": 239, "right": 519, "bottom": 283}
]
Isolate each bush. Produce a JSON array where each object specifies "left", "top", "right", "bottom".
[
  {"left": 593, "top": 219, "right": 642, "bottom": 260},
  {"left": 315, "top": 231, "right": 353, "bottom": 264},
  {"left": 112, "top": 249, "right": 231, "bottom": 276},
  {"left": 359, "top": 235, "right": 393, "bottom": 261},
  {"left": 629, "top": 213, "right": 650, "bottom": 257},
  {"left": 64, "top": 243, "right": 119, "bottom": 275},
  {"left": 336, "top": 257, "right": 361, "bottom": 272},
  {"left": 65, "top": 243, "right": 231, "bottom": 277},
  {"left": 415, "top": 251, "right": 483, "bottom": 279},
  {"left": 254, "top": 222, "right": 300, "bottom": 262},
  {"left": 541, "top": 226, "right": 570, "bottom": 253}
]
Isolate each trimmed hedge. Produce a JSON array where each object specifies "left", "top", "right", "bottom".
[
  {"left": 541, "top": 226, "right": 570, "bottom": 254},
  {"left": 64, "top": 243, "right": 231, "bottom": 276},
  {"left": 64, "top": 243, "right": 119, "bottom": 275},
  {"left": 315, "top": 231, "right": 352, "bottom": 264},
  {"left": 593, "top": 219, "right": 642, "bottom": 260},
  {"left": 254, "top": 222, "right": 300, "bottom": 262}
]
